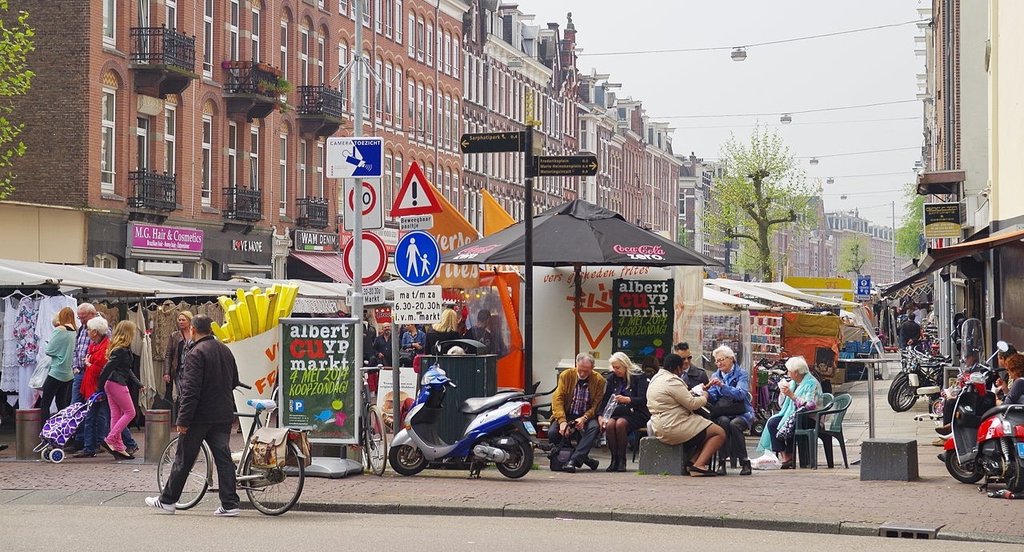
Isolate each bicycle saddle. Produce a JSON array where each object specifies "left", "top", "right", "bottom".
[{"left": 247, "top": 399, "right": 278, "bottom": 412}]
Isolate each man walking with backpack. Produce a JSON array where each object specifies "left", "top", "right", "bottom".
[{"left": 146, "top": 315, "right": 241, "bottom": 516}]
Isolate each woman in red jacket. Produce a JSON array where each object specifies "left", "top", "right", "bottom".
[{"left": 74, "top": 316, "right": 110, "bottom": 458}]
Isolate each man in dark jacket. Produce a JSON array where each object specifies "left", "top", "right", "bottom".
[
  {"left": 674, "top": 342, "right": 709, "bottom": 389},
  {"left": 899, "top": 313, "right": 922, "bottom": 348},
  {"left": 147, "top": 315, "right": 241, "bottom": 516}
]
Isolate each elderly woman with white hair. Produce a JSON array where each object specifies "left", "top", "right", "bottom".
[
  {"left": 755, "top": 356, "right": 823, "bottom": 469},
  {"left": 708, "top": 345, "right": 755, "bottom": 475},
  {"left": 597, "top": 352, "right": 650, "bottom": 472}
]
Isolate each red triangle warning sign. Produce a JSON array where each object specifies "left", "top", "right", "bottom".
[{"left": 391, "top": 161, "right": 443, "bottom": 217}]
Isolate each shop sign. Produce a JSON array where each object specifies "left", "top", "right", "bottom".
[
  {"left": 611, "top": 279, "right": 674, "bottom": 362},
  {"left": 279, "top": 318, "right": 358, "bottom": 445},
  {"left": 923, "top": 202, "right": 963, "bottom": 239},
  {"left": 130, "top": 223, "right": 203, "bottom": 253},
  {"left": 294, "top": 230, "right": 340, "bottom": 253},
  {"left": 231, "top": 239, "right": 266, "bottom": 253}
]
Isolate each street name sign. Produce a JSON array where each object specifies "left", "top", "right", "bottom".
[
  {"left": 400, "top": 214, "right": 434, "bottom": 231},
  {"left": 363, "top": 284, "right": 385, "bottom": 306},
  {"left": 393, "top": 285, "right": 443, "bottom": 325},
  {"left": 459, "top": 131, "right": 525, "bottom": 154},
  {"left": 531, "top": 155, "right": 599, "bottom": 177}
]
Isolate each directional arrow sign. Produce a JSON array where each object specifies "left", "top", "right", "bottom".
[
  {"left": 459, "top": 131, "right": 525, "bottom": 154},
  {"left": 531, "top": 155, "right": 599, "bottom": 177}
]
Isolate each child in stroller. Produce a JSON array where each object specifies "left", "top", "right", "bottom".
[{"left": 34, "top": 393, "right": 104, "bottom": 463}]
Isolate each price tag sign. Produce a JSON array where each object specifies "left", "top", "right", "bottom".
[
  {"left": 393, "top": 285, "right": 443, "bottom": 325},
  {"left": 363, "top": 285, "right": 385, "bottom": 306}
]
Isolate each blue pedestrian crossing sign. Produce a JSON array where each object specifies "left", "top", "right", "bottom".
[
  {"left": 327, "top": 137, "right": 383, "bottom": 178},
  {"left": 856, "top": 276, "right": 871, "bottom": 299},
  {"left": 395, "top": 230, "right": 440, "bottom": 286}
]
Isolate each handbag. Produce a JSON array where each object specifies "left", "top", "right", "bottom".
[
  {"left": 29, "top": 357, "right": 51, "bottom": 389},
  {"left": 707, "top": 396, "right": 746, "bottom": 418}
]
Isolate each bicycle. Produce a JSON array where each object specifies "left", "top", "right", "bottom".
[
  {"left": 156, "top": 393, "right": 305, "bottom": 516},
  {"left": 359, "top": 365, "right": 388, "bottom": 476}
]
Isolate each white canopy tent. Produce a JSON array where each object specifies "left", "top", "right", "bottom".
[
  {"left": 754, "top": 281, "right": 859, "bottom": 309},
  {"left": 705, "top": 278, "right": 814, "bottom": 309},
  {"left": 703, "top": 285, "right": 769, "bottom": 313}
]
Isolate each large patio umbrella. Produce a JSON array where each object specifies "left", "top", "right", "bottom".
[{"left": 442, "top": 200, "right": 720, "bottom": 385}]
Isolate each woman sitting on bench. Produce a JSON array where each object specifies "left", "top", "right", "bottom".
[{"left": 647, "top": 354, "right": 725, "bottom": 477}]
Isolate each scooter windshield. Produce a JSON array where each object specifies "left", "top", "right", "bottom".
[{"left": 960, "top": 318, "right": 983, "bottom": 365}]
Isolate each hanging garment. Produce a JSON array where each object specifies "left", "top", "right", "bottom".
[
  {"left": 34, "top": 295, "right": 78, "bottom": 368},
  {"left": 95, "top": 303, "right": 121, "bottom": 327},
  {"left": 128, "top": 303, "right": 147, "bottom": 356},
  {"left": 197, "top": 301, "right": 225, "bottom": 325},
  {"left": 150, "top": 300, "right": 183, "bottom": 363},
  {"left": 0, "top": 298, "right": 16, "bottom": 400},
  {"left": 139, "top": 330, "right": 162, "bottom": 411},
  {"left": 13, "top": 296, "right": 40, "bottom": 409}
]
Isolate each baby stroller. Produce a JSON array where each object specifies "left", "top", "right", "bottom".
[{"left": 33, "top": 393, "right": 104, "bottom": 463}]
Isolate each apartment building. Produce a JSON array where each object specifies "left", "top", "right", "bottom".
[{"left": 3, "top": 0, "right": 468, "bottom": 280}]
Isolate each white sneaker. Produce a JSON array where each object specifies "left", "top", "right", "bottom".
[
  {"left": 145, "top": 496, "right": 175, "bottom": 515},
  {"left": 214, "top": 506, "right": 240, "bottom": 517}
]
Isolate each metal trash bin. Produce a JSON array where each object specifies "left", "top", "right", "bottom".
[
  {"left": 145, "top": 409, "right": 172, "bottom": 464},
  {"left": 422, "top": 339, "right": 498, "bottom": 443},
  {"left": 15, "top": 409, "right": 43, "bottom": 461}
]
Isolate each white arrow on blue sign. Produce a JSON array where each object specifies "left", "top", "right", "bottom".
[
  {"left": 856, "top": 276, "right": 872, "bottom": 296},
  {"left": 327, "top": 137, "right": 383, "bottom": 178},
  {"left": 394, "top": 230, "right": 441, "bottom": 286}
]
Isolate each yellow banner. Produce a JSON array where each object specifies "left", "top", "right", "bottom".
[{"left": 482, "top": 189, "right": 516, "bottom": 237}]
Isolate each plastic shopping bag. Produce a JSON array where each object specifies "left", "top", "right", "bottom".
[{"left": 751, "top": 451, "right": 782, "bottom": 470}]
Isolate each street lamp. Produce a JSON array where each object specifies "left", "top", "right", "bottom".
[
  {"left": 780, "top": 113, "right": 792, "bottom": 124},
  {"left": 809, "top": 157, "right": 819, "bottom": 166},
  {"left": 826, "top": 177, "right": 835, "bottom": 185},
  {"left": 731, "top": 47, "right": 747, "bottom": 61}
]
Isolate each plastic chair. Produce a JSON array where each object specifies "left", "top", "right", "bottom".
[
  {"left": 792, "top": 393, "right": 833, "bottom": 469},
  {"left": 817, "top": 393, "right": 852, "bottom": 468}
]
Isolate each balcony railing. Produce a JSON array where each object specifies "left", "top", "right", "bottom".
[
  {"left": 130, "top": 26, "right": 196, "bottom": 73},
  {"left": 223, "top": 60, "right": 285, "bottom": 100},
  {"left": 297, "top": 85, "right": 345, "bottom": 119},
  {"left": 296, "top": 197, "right": 329, "bottom": 229},
  {"left": 128, "top": 170, "right": 177, "bottom": 212},
  {"left": 222, "top": 186, "right": 263, "bottom": 223}
]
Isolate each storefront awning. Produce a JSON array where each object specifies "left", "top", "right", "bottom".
[
  {"left": 703, "top": 286, "right": 768, "bottom": 310},
  {"left": 882, "top": 227, "right": 1024, "bottom": 297},
  {"left": 705, "top": 278, "right": 814, "bottom": 309},
  {"left": 289, "top": 251, "right": 348, "bottom": 283}
]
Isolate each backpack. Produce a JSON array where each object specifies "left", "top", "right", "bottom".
[{"left": 548, "top": 441, "right": 574, "bottom": 472}]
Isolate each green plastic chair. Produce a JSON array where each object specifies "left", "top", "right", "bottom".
[
  {"left": 817, "top": 393, "right": 853, "bottom": 468},
  {"left": 792, "top": 393, "right": 833, "bottom": 469}
]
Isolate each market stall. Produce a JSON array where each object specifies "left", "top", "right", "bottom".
[{"left": 702, "top": 285, "right": 767, "bottom": 372}]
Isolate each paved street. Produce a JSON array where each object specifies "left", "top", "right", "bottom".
[
  {"left": 2, "top": 507, "right": 1019, "bottom": 552},
  {"left": 2, "top": 356, "right": 1022, "bottom": 545}
]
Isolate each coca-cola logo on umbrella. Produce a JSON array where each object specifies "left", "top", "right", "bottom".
[
  {"left": 451, "top": 243, "right": 502, "bottom": 261},
  {"left": 612, "top": 244, "right": 666, "bottom": 261}
]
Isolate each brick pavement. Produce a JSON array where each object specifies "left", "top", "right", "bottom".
[{"left": 2, "top": 355, "right": 1022, "bottom": 543}]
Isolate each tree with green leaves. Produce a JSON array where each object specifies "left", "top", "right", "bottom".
[
  {"left": 838, "top": 235, "right": 872, "bottom": 276},
  {"left": 706, "top": 127, "right": 820, "bottom": 280},
  {"left": 0, "top": 2, "right": 33, "bottom": 200},
  {"left": 896, "top": 184, "right": 925, "bottom": 259}
]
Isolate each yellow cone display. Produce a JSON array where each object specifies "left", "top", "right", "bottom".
[{"left": 215, "top": 283, "right": 300, "bottom": 344}]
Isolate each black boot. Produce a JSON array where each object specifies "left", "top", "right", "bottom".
[
  {"left": 740, "top": 459, "right": 752, "bottom": 476},
  {"left": 615, "top": 455, "right": 627, "bottom": 472},
  {"left": 606, "top": 457, "right": 618, "bottom": 472},
  {"left": 582, "top": 456, "right": 600, "bottom": 471},
  {"left": 716, "top": 461, "right": 727, "bottom": 476}
]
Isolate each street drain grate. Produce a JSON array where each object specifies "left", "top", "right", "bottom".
[{"left": 878, "top": 522, "right": 941, "bottom": 539}]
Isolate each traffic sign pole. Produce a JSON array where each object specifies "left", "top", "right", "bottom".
[
  {"left": 351, "top": 0, "right": 365, "bottom": 435},
  {"left": 523, "top": 125, "right": 535, "bottom": 393}
]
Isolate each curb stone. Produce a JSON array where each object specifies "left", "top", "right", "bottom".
[
  {"left": 936, "top": 529, "right": 1024, "bottom": 545},
  {"left": 839, "top": 521, "right": 881, "bottom": 537}
]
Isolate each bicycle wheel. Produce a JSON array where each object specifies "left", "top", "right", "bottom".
[
  {"left": 362, "top": 405, "right": 388, "bottom": 476},
  {"left": 156, "top": 436, "right": 211, "bottom": 510},
  {"left": 242, "top": 442, "right": 305, "bottom": 515}
]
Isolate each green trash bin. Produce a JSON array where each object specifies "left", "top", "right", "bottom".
[{"left": 421, "top": 340, "right": 498, "bottom": 444}]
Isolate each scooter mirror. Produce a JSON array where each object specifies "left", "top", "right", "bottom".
[{"left": 997, "top": 340, "right": 1010, "bottom": 353}]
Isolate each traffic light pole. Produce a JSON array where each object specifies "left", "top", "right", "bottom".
[{"left": 523, "top": 125, "right": 535, "bottom": 392}]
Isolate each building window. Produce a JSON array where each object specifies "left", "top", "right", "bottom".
[
  {"left": 362, "top": 51, "right": 371, "bottom": 118},
  {"left": 375, "top": 0, "right": 383, "bottom": 33},
  {"left": 251, "top": 7, "right": 261, "bottom": 62},
  {"left": 164, "top": 106, "right": 176, "bottom": 176},
  {"left": 452, "top": 37, "right": 459, "bottom": 79},
  {"left": 407, "top": 78, "right": 415, "bottom": 133},
  {"left": 394, "top": 66, "right": 402, "bottom": 127},
  {"left": 393, "top": 154, "right": 403, "bottom": 208},
  {"left": 278, "top": 134, "right": 287, "bottom": 214},
  {"left": 444, "top": 32, "right": 452, "bottom": 75},
  {"left": 426, "top": 23, "right": 433, "bottom": 66},
  {"left": 416, "top": 17, "right": 424, "bottom": 61},
  {"left": 394, "top": 0, "right": 403, "bottom": 43},
  {"left": 229, "top": 0, "right": 240, "bottom": 60},
  {"left": 203, "top": 0, "right": 214, "bottom": 75},
  {"left": 103, "top": 0, "right": 115, "bottom": 44},
  {"left": 425, "top": 87, "right": 433, "bottom": 143},
  {"left": 100, "top": 88, "right": 116, "bottom": 193},
  {"left": 250, "top": 126, "right": 260, "bottom": 190},
  {"left": 299, "top": 28, "right": 309, "bottom": 86},
  {"left": 298, "top": 139, "right": 307, "bottom": 197},
  {"left": 407, "top": 14, "right": 415, "bottom": 58},
  {"left": 279, "top": 20, "right": 288, "bottom": 80},
  {"left": 317, "top": 36, "right": 325, "bottom": 84},
  {"left": 384, "top": 152, "right": 393, "bottom": 212},
  {"left": 339, "top": 0, "right": 347, "bottom": 15},
  {"left": 384, "top": 62, "right": 393, "bottom": 124},
  {"left": 315, "top": 141, "right": 325, "bottom": 197},
  {"left": 416, "top": 83, "right": 424, "bottom": 137},
  {"left": 165, "top": 0, "right": 177, "bottom": 30},
  {"left": 362, "top": 0, "right": 371, "bottom": 27},
  {"left": 93, "top": 254, "right": 118, "bottom": 269},
  {"left": 338, "top": 42, "right": 349, "bottom": 111},
  {"left": 374, "top": 58, "right": 383, "bottom": 121},
  {"left": 201, "top": 115, "right": 212, "bottom": 204},
  {"left": 227, "top": 122, "right": 238, "bottom": 190},
  {"left": 195, "top": 259, "right": 214, "bottom": 280}
]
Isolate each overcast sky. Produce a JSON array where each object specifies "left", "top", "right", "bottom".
[{"left": 521, "top": 0, "right": 924, "bottom": 228}]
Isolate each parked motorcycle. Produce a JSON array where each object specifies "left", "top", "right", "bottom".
[
  {"left": 751, "top": 358, "right": 785, "bottom": 436},
  {"left": 943, "top": 341, "right": 1024, "bottom": 492},
  {"left": 887, "top": 347, "right": 948, "bottom": 413},
  {"left": 388, "top": 363, "right": 538, "bottom": 479}
]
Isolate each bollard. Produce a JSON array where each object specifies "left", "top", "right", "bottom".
[
  {"left": 15, "top": 409, "right": 43, "bottom": 461},
  {"left": 144, "top": 409, "right": 171, "bottom": 464}
]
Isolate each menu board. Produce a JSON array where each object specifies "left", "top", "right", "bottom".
[
  {"left": 279, "top": 318, "right": 358, "bottom": 444},
  {"left": 611, "top": 279, "right": 674, "bottom": 363}
]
